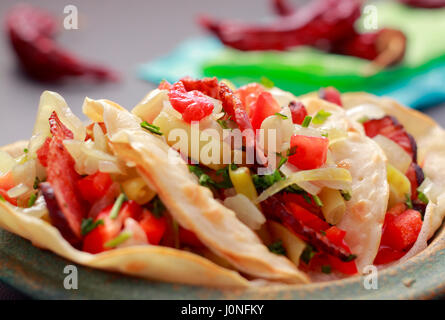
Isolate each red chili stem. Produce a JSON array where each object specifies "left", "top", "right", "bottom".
[{"left": 261, "top": 196, "right": 354, "bottom": 262}]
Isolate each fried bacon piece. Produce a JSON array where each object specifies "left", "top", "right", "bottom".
[
  {"left": 262, "top": 196, "right": 355, "bottom": 262},
  {"left": 40, "top": 112, "right": 87, "bottom": 244}
]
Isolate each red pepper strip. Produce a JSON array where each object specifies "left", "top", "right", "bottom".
[
  {"left": 261, "top": 196, "right": 355, "bottom": 262},
  {"left": 6, "top": 5, "right": 117, "bottom": 82},
  {"left": 271, "top": 0, "right": 296, "bottom": 16},
  {"left": 41, "top": 112, "right": 87, "bottom": 244},
  {"left": 199, "top": 0, "right": 361, "bottom": 51},
  {"left": 398, "top": 0, "right": 445, "bottom": 8},
  {"left": 331, "top": 29, "right": 406, "bottom": 70}
]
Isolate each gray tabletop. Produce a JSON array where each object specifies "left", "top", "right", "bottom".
[{"left": 1, "top": 0, "right": 445, "bottom": 299}]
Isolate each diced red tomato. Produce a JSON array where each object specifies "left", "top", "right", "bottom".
[
  {"left": 325, "top": 226, "right": 358, "bottom": 274},
  {"left": 319, "top": 87, "right": 342, "bottom": 106},
  {"left": 77, "top": 172, "right": 113, "bottom": 204},
  {"left": 158, "top": 80, "right": 172, "bottom": 90},
  {"left": 82, "top": 207, "right": 121, "bottom": 254},
  {"left": 250, "top": 91, "right": 281, "bottom": 130},
  {"left": 179, "top": 227, "right": 204, "bottom": 247},
  {"left": 138, "top": 209, "right": 167, "bottom": 245},
  {"left": 236, "top": 83, "right": 264, "bottom": 116},
  {"left": 281, "top": 192, "right": 321, "bottom": 216},
  {"left": 374, "top": 246, "right": 405, "bottom": 265},
  {"left": 284, "top": 200, "right": 330, "bottom": 231},
  {"left": 289, "top": 101, "right": 308, "bottom": 125},
  {"left": 288, "top": 135, "right": 328, "bottom": 170},
  {"left": 120, "top": 200, "right": 143, "bottom": 222},
  {"left": 168, "top": 81, "right": 214, "bottom": 123},
  {"left": 0, "top": 171, "right": 17, "bottom": 206},
  {"left": 381, "top": 209, "right": 422, "bottom": 251},
  {"left": 363, "top": 116, "right": 416, "bottom": 161},
  {"left": 36, "top": 137, "right": 51, "bottom": 167}
]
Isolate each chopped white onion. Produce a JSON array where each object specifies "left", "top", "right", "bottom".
[
  {"left": 346, "top": 103, "right": 385, "bottom": 123},
  {"left": 255, "top": 167, "right": 352, "bottom": 203},
  {"left": 93, "top": 123, "right": 108, "bottom": 152},
  {"left": 260, "top": 106, "right": 294, "bottom": 153},
  {"left": 224, "top": 194, "right": 266, "bottom": 230},
  {"left": 132, "top": 89, "right": 169, "bottom": 124},
  {"left": 7, "top": 183, "right": 30, "bottom": 198},
  {"left": 21, "top": 195, "right": 48, "bottom": 218},
  {"left": 12, "top": 159, "right": 37, "bottom": 189},
  {"left": 0, "top": 151, "right": 16, "bottom": 175},
  {"left": 280, "top": 163, "right": 322, "bottom": 195},
  {"left": 117, "top": 218, "right": 148, "bottom": 248},
  {"left": 372, "top": 135, "right": 412, "bottom": 174}
]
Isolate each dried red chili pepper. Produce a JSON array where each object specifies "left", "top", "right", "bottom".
[
  {"left": 6, "top": 5, "right": 118, "bottom": 82},
  {"left": 200, "top": 0, "right": 406, "bottom": 68},
  {"left": 271, "top": 0, "right": 296, "bottom": 16},
  {"left": 261, "top": 196, "right": 355, "bottom": 262},
  {"left": 199, "top": 0, "right": 361, "bottom": 51},
  {"left": 398, "top": 0, "right": 445, "bottom": 8}
]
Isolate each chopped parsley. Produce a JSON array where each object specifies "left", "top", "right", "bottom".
[
  {"left": 345, "top": 254, "right": 357, "bottom": 262},
  {"left": 140, "top": 121, "right": 163, "bottom": 136},
  {"left": 23, "top": 148, "right": 29, "bottom": 154},
  {"left": 277, "top": 154, "right": 288, "bottom": 170},
  {"left": 81, "top": 218, "right": 104, "bottom": 236},
  {"left": 189, "top": 164, "right": 234, "bottom": 190},
  {"left": 301, "top": 116, "right": 312, "bottom": 128},
  {"left": 268, "top": 240, "right": 286, "bottom": 255},
  {"left": 405, "top": 193, "right": 413, "bottom": 209},
  {"left": 0, "top": 195, "right": 5, "bottom": 202},
  {"left": 275, "top": 113, "right": 288, "bottom": 120},
  {"left": 312, "top": 110, "right": 332, "bottom": 125},
  {"left": 152, "top": 196, "right": 166, "bottom": 218},
  {"left": 321, "top": 265, "right": 332, "bottom": 274},
  {"left": 215, "top": 165, "right": 234, "bottom": 189},
  {"left": 417, "top": 191, "right": 429, "bottom": 205},
  {"left": 27, "top": 193, "right": 37, "bottom": 207},
  {"left": 301, "top": 245, "right": 316, "bottom": 264},
  {"left": 217, "top": 119, "right": 229, "bottom": 129},
  {"left": 260, "top": 76, "right": 275, "bottom": 88},
  {"left": 252, "top": 170, "right": 283, "bottom": 190},
  {"left": 104, "top": 231, "right": 132, "bottom": 248},
  {"left": 286, "top": 146, "right": 297, "bottom": 157},
  {"left": 340, "top": 190, "right": 351, "bottom": 201},
  {"left": 33, "top": 177, "right": 41, "bottom": 190},
  {"left": 109, "top": 193, "right": 127, "bottom": 219}
]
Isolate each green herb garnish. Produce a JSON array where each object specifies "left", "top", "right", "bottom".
[
  {"left": 109, "top": 193, "right": 127, "bottom": 219},
  {"left": 275, "top": 113, "right": 288, "bottom": 120},
  {"left": 252, "top": 170, "right": 283, "bottom": 190},
  {"left": 217, "top": 119, "right": 229, "bottom": 129},
  {"left": 302, "top": 193, "right": 312, "bottom": 204},
  {"left": 286, "top": 146, "right": 297, "bottom": 157},
  {"left": 405, "top": 193, "right": 413, "bottom": 209},
  {"left": 104, "top": 231, "right": 132, "bottom": 248},
  {"left": 81, "top": 218, "right": 104, "bottom": 236},
  {"left": 301, "top": 245, "right": 316, "bottom": 264},
  {"left": 277, "top": 153, "right": 288, "bottom": 170},
  {"left": 0, "top": 195, "right": 5, "bottom": 202},
  {"left": 417, "top": 191, "right": 429, "bottom": 205},
  {"left": 301, "top": 116, "right": 312, "bottom": 128},
  {"left": 260, "top": 76, "right": 274, "bottom": 88},
  {"left": 141, "top": 121, "right": 163, "bottom": 136},
  {"left": 321, "top": 265, "right": 332, "bottom": 274},
  {"left": 268, "top": 240, "right": 286, "bottom": 255},
  {"left": 23, "top": 148, "right": 29, "bottom": 154},
  {"left": 28, "top": 193, "right": 37, "bottom": 207},
  {"left": 340, "top": 190, "right": 351, "bottom": 201},
  {"left": 312, "top": 110, "right": 332, "bottom": 125},
  {"left": 358, "top": 116, "right": 369, "bottom": 124},
  {"left": 152, "top": 196, "right": 166, "bottom": 218},
  {"left": 345, "top": 254, "right": 357, "bottom": 262},
  {"left": 215, "top": 165, "right": 234, "bottom": 189},
  {"left": 313, "top": 194, "right": 323, "bottom": 207},
  {"left": 33, "top": 177, "right": 41, "bottom": 190}
]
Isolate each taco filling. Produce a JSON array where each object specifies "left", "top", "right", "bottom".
[{"left": 0, "top": 78, "right": 443, "bottom": 286}]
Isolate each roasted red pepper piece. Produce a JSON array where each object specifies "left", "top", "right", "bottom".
[
  {"left": 40, "top": 112, "right": 87, "bottom": 244},
  {"left": 236, "top": 83, "right": 264, "bottom": 117},
  {"left": 6, "top": 5, "right": 117, "bottom": 82},
  {"left": 281, "top": 192, "right": 322, "bottom": 216},
  {"left": 363, "top": 116, "right": 417, "bottom": 162},
  {"left": 288, "top": 101, "right": 308, "bottom": 125},
  {"left": 282, "top": 194, "right": 328, "bottom": 230},
  {"left": 405, "top": 162, "right": 425, "bottom": 200},
  {"left": 271, "top": 0, "right": 296, "bottom": 16},
  {"left": 318, "top": 87, "right": 342, "bottom": 107},
  {"left": 374, "top": 246, "right": 406, "bottom": 265},
  {"left": 324, "top": 226, "right": 358, "bottom": 274}
]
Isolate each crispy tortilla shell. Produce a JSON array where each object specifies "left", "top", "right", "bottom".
[{"left": 0, "top": 141, "right": 249, "bottom": 288}]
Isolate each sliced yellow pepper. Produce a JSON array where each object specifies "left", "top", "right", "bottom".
[
  {"left": 387, "top": 163, "right": 411, "bottom": 208},
  {"left": 121, "top": 177, "right": 156, "bottom": 205},
  {"left": 229, "top": 166, "right": 258, "bottom": 202},
  {"left": 318, "top": 188, "right": 346, "bottom": 225}
]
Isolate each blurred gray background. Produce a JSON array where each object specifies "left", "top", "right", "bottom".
[{"left": 1, "top": 0, "right": 445, "bottom": 298}]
